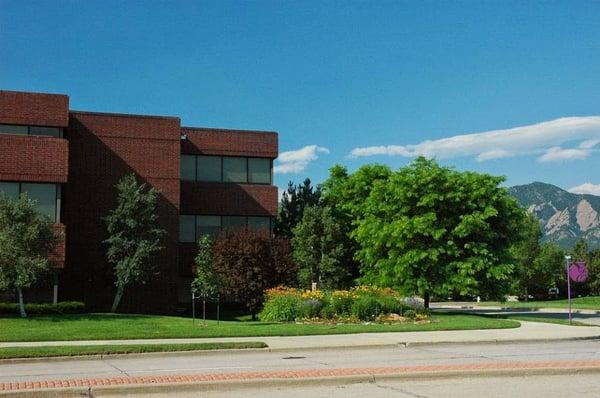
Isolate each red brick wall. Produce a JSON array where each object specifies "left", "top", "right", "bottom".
[
  {"left": 180, "top": 182, "right": 278, "bottom": 216},
  {"left": 181, "top": 127, "right": 278, "bottom": 158},
  {"left": 61, "top": 112, "right": 181, "bottom": 314},
  {"left": 0, "top": 135, "right": 69, "bottom": 183},
  {"left": 49, "top": 224, "right": 66, "bottom": 268},
  {"left": 0, "top": 90, "right": 69, "bottom": 127}
]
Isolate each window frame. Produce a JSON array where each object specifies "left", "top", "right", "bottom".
[
  {"left": 0, "top": 181, "right": 61, "bottom": 222},
  {"left": 0, "top": 124, "right": 63, "bottom": 138},
  {"left": 180, "top": 154, "right": 272, "bottom": 185},
  {"left": 178, "top": 215, "right": 274, "bottom": 242}
]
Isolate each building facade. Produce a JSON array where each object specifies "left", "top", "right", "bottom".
[{"left": 0, "top": 90, "right": 278, "bottom": 313}]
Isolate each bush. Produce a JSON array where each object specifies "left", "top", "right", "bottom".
[
  {"left": 298, "top": 299, "right": 323, "bottom": 319},
  {"left": 351, "top": 295, "right": 383, "bottom": 321},
  {"left": 259, "top": 285, "right": 428, "bottom": 323},
  {"left": 403, "top": 309, "right": 416, "bottom": 319},
  {"left": 329, "top": 290, "right": 354, "bottom": 316},
  {"left": 259, "top": 287, "right": 301, "bottom": 322},
  {"left": 0, "top": 301, "right": 85, "bottom": 315},
  {"left": 378, "top": 295, "right": 404, "bottom": 315}
]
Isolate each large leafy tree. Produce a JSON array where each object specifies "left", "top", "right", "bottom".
[
  {"left": 354, "top": 157, "right": 525, "bottom": 308},
  {"left": 104, "top": 174, "right": 165, "bottom": 313},
  {"left": 0, "top": 194, "right": 59, "bottom": 317},
  {"left": 511, "top": 213, "right": 543, "bottom": 297},
  {"left": 292, "top": 205, "right": 352, "bottom": 289},
  {"left": 274, "top": 178, "right": 321, "bottom": 238},
  {"left": 212, "top": 229, "right": 297, "bottom": 317}
]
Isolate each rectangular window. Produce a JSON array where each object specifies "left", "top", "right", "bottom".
[
  {"left": 197, "top": 156, "right": 222, "bottom": 182},
  {"left": 248, "top": 158, "right": 271, "bottom": 184},
  {"left": 21, "top": 183, "right": 58, "bottom": 222},
  {"left": 179, "top": 215, "right": 196, "bottom": 243},
  {"left": 29, "top": 126, "right": 62, "bottom": 138},
  {"left": 0, "top": 182, "right": 20, "bottom": 200},
  {"left": 180, "top": 155, "right": 196, "bottom": 181},
  {"left": 0, "top": 124, "right": 62, "bottom": 137},
  {"left": 0, "top": 124, "right": 28, "bottom": 135},
  {"left": 223, "top": 157, "right": 248, "bottom": 183},
  {"left": 248, "top": 216, "right": 271, "bottom": 231},
  {"left": 197, "top": 215, "right": 221, "bottom": 238},
  {"left": 222, "top": 216, "right": 247, "bottom": 229}
]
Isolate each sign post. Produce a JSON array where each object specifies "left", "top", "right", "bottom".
[
  {"left": 565, "top": 255, "right": 572, "bottom": 325},
  {"left": 565, "top": 257, "right": 588, "bottom": 325}
]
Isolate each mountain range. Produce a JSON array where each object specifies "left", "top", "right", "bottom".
[{"left": 509, "top": 182, "right": 600, "bottom": 249}]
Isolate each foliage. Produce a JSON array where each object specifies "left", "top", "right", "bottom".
[
  {"left": 353, "top": 157, "right": 525, "bottom": 307},
  {"left": 570, "top": 239, "right": 600, "bottom": 297},
  {"left": 511, "top": 214, "right": 567, "bottom": 298},
  {"left": 212, "top": 229, "right": 296, "bottom": 316},
  {"left": 259, "top": 291, "right": 301, "bottom": 322},
  {"left": 103, "top": 174, "right": 165, "bottom": 312},
  {"left": 191, "top": 235, "right": 218, "bottom": 297},
  {"left": 0, "top": 301, "right": 85, "bottom": 315},
  {"left": 275, "top": 178, "right": 321, "bottom": 238},
  {"left": 259, "top": 285, "right": 412, "bottom": 322},
  {"left": 0, "top": 193, "right": 59, "bottom": 317},
  {"left": 292, "top": 205, "right": 352, "bottom": 289},
  {"left": 351, "top": 295, "right": 383, "bottom": 321}
]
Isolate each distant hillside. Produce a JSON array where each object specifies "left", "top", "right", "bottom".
[{"left": 508, "top": 182, "right": 600, "bottom": 249}]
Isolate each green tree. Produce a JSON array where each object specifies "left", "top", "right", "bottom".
[
  {"left": 354, "top": 157, "right": 525, "bottom": 308},
  {"left": 533, "top": 243, "right": 566, "bottom": 297},
  {"left": 104, "top": 174, "right": 165, "bottom": 313},
  {"left": 0, "top": 194, "right": 59, "bottom": 317},
  {"left": 191, "top": 235, "right": 218, "bottom": 298},
  {"left": 570, "top": 238, "right": 595, "bottom": 297},
  {"left": 274, "top": 178, "right": 321, "bottom": 238},
  {"left": 292, "top": 205, "right": 351, "bottom": 289},
  {"left": 511, "top": 213, "right": 543, "bottom": 297},
  {"left": 212, "top": 229, "right": 297, "bottom": 318}
]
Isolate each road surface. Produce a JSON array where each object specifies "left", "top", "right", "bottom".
[{"left": 2, "top": 340, "right": 600, "bottom": 383}]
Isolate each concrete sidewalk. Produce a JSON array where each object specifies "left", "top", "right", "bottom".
[
  {"left": 1, "top": 321, "right": 598, "bottom": 351},
  {"left": 431, "top": 302, "right": 600, "bottom": 314}
]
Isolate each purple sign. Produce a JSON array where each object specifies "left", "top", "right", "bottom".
[{"left": 569, "top": 262, "right": 588, "bottom": 283}]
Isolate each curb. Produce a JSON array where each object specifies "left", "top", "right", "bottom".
[
  {"left": 0, "top": 346, "right": 270, "bottom": 365},
  {"left": 2, "top": 366, "right": 600, "bottom": 397}
]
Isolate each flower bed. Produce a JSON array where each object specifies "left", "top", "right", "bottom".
[{"left": 259, "top": 286, "right": 429, "bottom": 323}]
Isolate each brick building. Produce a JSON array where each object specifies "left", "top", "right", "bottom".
[{"left": 0, "top": 90, "right": 278, "bottom": 313}]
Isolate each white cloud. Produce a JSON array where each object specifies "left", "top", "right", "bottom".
[
  {"left": 348, "top": 116, "right": 600, "bottom": 162},
  {"left": 568, "top": 183, "right": 600, "bottom": 196},
  {"left": 579, "top": 139, "right": 600, "bottom": 149},
  {"left": 274, "top": 145, "right": 330, "bottom": 174},
  {"left": 537, "top": 147, "right": 591, "bottom": 162}
]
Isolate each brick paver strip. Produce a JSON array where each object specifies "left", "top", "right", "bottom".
[{"left": 2, "top": 360, "right": 600, "bottom": 391}]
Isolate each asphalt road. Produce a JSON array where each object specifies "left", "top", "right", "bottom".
[{"left": 2, "top": 340, "right": 600, "bottom": 383}]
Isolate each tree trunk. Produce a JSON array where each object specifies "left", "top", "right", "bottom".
[
  {"left": 17, "top": 287, "right": 27, "bottom": 318},
  {"left": 111, "top": 287, "right": 124, "bottom": 313},
  {"left": 423, "top": 291, "right": 430, "bottom": 309}
]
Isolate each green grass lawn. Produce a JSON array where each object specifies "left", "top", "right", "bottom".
[
  {"left": 477, "top": 296, "right": 600, "bottom": 310},
  {"left": 0, "top": 342, "right": 267, "bottom": 360},
  {"left": 0, "top": 313, "right": 519, "bottom": 342}
]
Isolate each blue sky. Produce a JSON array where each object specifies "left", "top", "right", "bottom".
[{"left": 2, "top": 1, "right": 600, "bottom": 195}]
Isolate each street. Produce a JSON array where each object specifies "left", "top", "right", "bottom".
[{"left": 2, "top": 340, "right": 600, "bottom": 383}]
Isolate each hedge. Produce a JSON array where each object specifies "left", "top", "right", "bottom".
[{"left": 0, "top": 301, "right": 85, "bottom": 315}]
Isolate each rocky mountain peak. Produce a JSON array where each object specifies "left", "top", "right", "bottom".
[{"left": 509, "top": 182, "right": 600, "bottom": 249}]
